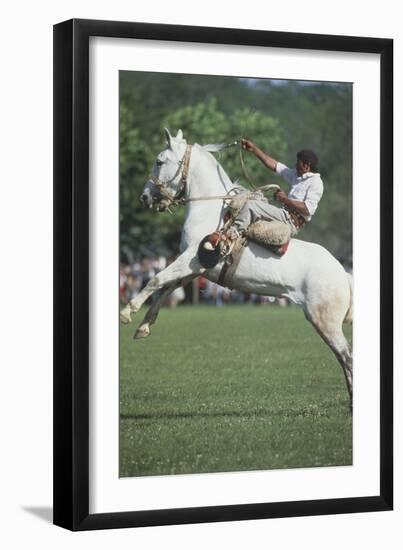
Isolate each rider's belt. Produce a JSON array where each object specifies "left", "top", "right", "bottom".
[{"left": 286, "top": 208, "right": 306, "bottom": 229}]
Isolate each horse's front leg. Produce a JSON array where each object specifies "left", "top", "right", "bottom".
[
  {"left": 120, "top": 250, "right": 202, "bottom": 325},
  {"left": 134, "top": 275, "right": 196, "bottom": 339}
]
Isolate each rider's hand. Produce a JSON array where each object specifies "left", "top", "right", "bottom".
[
  {"left": 241, "top": 138, "right": 256, "bottom": 154},
  {"left": 275, "top": 189, "right": 288, "bottom": 203}
]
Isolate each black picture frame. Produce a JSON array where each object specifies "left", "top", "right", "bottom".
[{"left": 53, "top": 18, "right": 393, "bottom": 531}]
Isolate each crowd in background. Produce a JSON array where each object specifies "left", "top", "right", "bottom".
[{"left": 120, "top": 256, "right": 289, "bottom": 308}]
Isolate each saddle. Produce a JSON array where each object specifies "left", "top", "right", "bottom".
[
  {"left": 226, "top": 192, "right": 292, "bottom": 253},
  {"left": 197, "top": 221, "right": 290, "bottom": 288}
]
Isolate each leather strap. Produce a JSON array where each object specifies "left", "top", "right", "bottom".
[
  {"left": 286, "top": 208, "right": 306, "bottom": 229},
  {"left": 218, "top": 236, "right": 248, "bottom": 289}
]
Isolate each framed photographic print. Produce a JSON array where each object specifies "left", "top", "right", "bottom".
[{"left": 53, "top": 19, "right": 393, "bottom": 530}]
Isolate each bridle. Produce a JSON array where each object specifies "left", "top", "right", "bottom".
[{"left": 149, "top": 144, "right": 193, "bottom": 207}]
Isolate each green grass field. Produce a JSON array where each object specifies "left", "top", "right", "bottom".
[{"left": 120, "top": 305, "right": 352, "bottom": 478}]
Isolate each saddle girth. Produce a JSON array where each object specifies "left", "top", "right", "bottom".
[{"left": 217, "top": 236, "right": 248, "bottom": 289}]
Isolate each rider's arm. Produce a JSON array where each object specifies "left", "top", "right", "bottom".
[
  {"left": 275, "top": 190, "right": 311, "bottom": 218},
  {"left": 241, "top": 139, "right": 277, "bottom": 171}
]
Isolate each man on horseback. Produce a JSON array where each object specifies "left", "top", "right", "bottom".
[{"left": 228, "top": 139, "right": 324, "bottom": 247}]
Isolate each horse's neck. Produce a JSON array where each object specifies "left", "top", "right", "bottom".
[
  {"left": 181, "top": 147, "right": 233, "bottom": 246},
  {"left": 189, "top": 146, "right": 234, "bottom": 198}
]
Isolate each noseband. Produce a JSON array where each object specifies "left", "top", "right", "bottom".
[{"left": 150, "top": 144, "right": 193, "bottom": 206}]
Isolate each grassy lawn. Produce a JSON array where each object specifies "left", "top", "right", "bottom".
[{"left": 120, "top": 304, "right": 352, "bottom": 477}]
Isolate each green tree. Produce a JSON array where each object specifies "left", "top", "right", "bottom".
[{"left": 162, "top": 97, "right": 287, "bottom": 187}]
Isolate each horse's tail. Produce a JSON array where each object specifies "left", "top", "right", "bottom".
[{"left": 344, "top": 272, "right": 353, "bottom": 324}]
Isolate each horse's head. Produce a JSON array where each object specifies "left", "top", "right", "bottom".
[{"left": 141, "top": 128, "right": 190, "bottom": 211}]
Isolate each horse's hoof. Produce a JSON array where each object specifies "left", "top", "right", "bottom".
[
  {"left": 120, "top": 308, "right": 132, "bottom": 325},
  {"left": 134, "top": 324, "right": 150, "bottom": 339}
]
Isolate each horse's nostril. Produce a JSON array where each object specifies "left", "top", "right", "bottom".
[{"left": 141, "top": 194, "right": 147, "bottom": 203}]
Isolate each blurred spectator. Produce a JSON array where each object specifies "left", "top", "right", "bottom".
[{"left": 166, "top": 286, "right": 186, "bottom": 308}]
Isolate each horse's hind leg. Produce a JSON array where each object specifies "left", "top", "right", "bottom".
[
  {"left": 305, "top": 304, "right": 353, "bottom": 406},
  {"left": 134, "top": 276, "right": 195, "bottom": 340},
  {"left": 134, "top": 284, "right": 177, "bottom": 339}
]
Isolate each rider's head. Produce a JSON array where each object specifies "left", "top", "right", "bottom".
[{"left": 296, "top": 150, "right": 318, "bottom": 176}]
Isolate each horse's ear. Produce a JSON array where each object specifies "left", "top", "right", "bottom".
[
  {"left": 176, "top": 129, "right": 183, "bottom": 140},
  {"left": 164, "top": 128, "right": 173, "bottom": 148}
]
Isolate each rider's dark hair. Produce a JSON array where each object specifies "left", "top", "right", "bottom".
[{"left": 297, "top": 150, "right": 319, "bottom": 172}]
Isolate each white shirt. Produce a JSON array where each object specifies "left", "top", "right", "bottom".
[{"left": 276, "top": 161, "right": 324, "bottom": 222}]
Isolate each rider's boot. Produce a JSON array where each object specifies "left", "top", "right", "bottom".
[{"left": 202, "top": 231, "right": 222, "bottom": 251}]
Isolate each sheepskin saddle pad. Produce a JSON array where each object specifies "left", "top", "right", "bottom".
[{"left": 246, "top": 220, "right": 291, "bottom": 247}]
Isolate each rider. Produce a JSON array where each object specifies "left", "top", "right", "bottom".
[{"left": 228, "top": 138, "right": 324, "bottom": 241}]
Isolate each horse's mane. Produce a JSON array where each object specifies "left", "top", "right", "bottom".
[
  {"left": 193, "top": 142, "right": 248, "bottom": 193},
  {"left": 200, "top": 142, "right": 230, "bottom": 153}
]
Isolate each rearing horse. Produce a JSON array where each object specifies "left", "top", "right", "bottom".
[{"left": 120, "top": 129, "right": 353, "bottom": 404}]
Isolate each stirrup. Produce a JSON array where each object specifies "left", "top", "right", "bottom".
[
  {"left": 198, "top": 233, "right": 222, "bottom": 268},
  {"left": 202, "top": 227, "right": 239, "bottom": 252},
  {"left": 198, "top": 228, "right": 241, "bottom": 269}
]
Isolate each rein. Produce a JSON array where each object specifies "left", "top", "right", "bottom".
[
  {"left": 238, "top": 141, "right": 256, "bottom": 190},
  {"left": 176, "top": 183, "right": 280, "bottom": 206},
  {"left": 150, "top": 140, "right": 277, "bottom": 211}
]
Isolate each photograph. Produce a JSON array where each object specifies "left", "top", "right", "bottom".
[
  {"left": 52, "top": 18, "right": 392, "bottom": 531},
  {"left": 1, "top": 0, "right": 398, "bottom": 545},
  {"left": 118, "top": 71, "right": 354, "bottom": 478}
]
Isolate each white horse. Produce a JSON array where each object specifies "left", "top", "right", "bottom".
[{"left": 120, "top": 129, "right": 353, "bottom": 404}]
